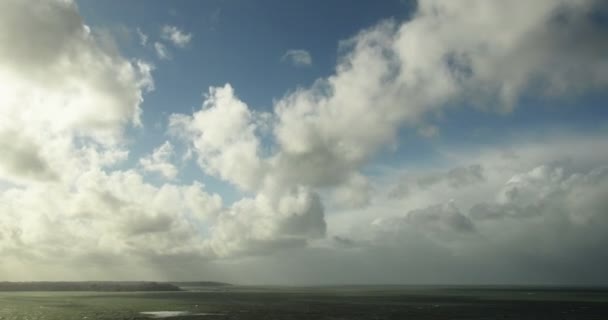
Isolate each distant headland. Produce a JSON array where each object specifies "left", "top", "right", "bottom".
[{"left": 0, "top": 281, "right": 231, "bottom": 292}]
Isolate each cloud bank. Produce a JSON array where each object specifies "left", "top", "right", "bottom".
[{"left": 1, "top": 0, "right": 608, "bottom": 284}]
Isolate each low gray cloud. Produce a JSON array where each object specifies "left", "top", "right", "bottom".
[
  {"left": 0, "top": 130, "right": 57, "bottom": 182},
  {"left": 407, "top": 202, "right": 476, "bottom": 233},
  {"left": 417, "top": 164, "right": 485, "bottom": 189},
  {"left": 388, "top": 164, "right": 485, "bottom": 200},
  {"left": 205, "top": 186, "right": 326, "bottom": 258},
  {"left": 373, "top": 201, "right": 476, "bottom": 241},
  {"left": 470, "top": 165, "right": 608, "bottom": 224},
  {"left": 468, "top": 202, "right": 542, "bottom": 220},
  {"left": 122, "top": 213, "right": 175, "bottom": 236},
  {"left": 387, "top": 182, "right": 409, "bottom": 199}
]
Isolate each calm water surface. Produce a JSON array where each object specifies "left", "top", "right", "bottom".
[{"left": 1, "top": 286, "right": 607, "bottom": 319}]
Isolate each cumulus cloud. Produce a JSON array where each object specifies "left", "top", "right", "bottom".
[
  {"left": 177, "top": 0, "right": 608, "bottom": 198},
  {"left": 168, "top": 0, "right": 608, "bottom": 266},
  {"left": 139, "top": 141, "right": 178, "bottom": 180},
  {"left": 0, "top": 169, "right": 223, "bottom": 264},
  {"left": 169, "top": 86, "right": 327, "bottom": 257},
  {"left": 0, "top": 129, "right": 58, "bottom": 182},
  {"left": 206, "top": 187, "right": 325, "bottom": 258},
  {"left": 331, "top": 158, "right": 608, "bottom": 285},
  {"left": 373, "top": 201, "right": 476, "bottom": 243},
  {"left": 2, "top": 0, "right": 608, "bottom": 283},
  {"left": 0, "top": 0, "right": 153, "bottom": 185},
  {"left": 0, "top": 0, "right": 226, "bottom": 277},
  {"left": 469, "top": 164, "right": 608, "bottom": 224},
  {"left": 281, "top": 49, "right": 312, "bottom": 67},
  {"left": 169, "top": 84, "right": 265, "bottom": 191},
  {"left": 161, "top": 25, "right": 192, "bottom": 48},
  {"left": 271, "top": 0, "right": 608, "bottom": 191}
]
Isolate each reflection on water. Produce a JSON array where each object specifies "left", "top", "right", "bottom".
[{"left": 140, "top": 311, "right": 226, "bottom": 318}]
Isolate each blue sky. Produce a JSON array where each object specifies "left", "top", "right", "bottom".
[
  {"left": 76, "top": 0, "right": 418, "bottom": 202},
  {"left": 78, "top": 0, "right": 608, "bottom": 203},
  {"left": 77, "top": 0, "right": 608, "bottom": 196},
  {"left": 2, "top": 0, "right": 608, "bottom": 283},
  {"left": 78, "top": 0, "right": 412, "bottom": 112}
]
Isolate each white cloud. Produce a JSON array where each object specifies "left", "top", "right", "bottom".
[
  {"left": 0, "top": 169, "right": 222, "bottom": 264},
  {"left": 473, "top": 164, "right": 608, "bottom": 225},
  {"left": 189, "top": 1, "right": 607, "bottom": 187},
  {"left": 268, "top": 0, "right": 606, "bottom": 212},
  {"left": 2, "top": 0, "right": 608, "bottom": 283},
  {"left": 326, "top": 131, "right": 608, "bottom": 239},
  {"left": 161, "top": 25, "right": 192, "bottom": 48},
  {"left": 169, "top": 85, "right": 334, "bottom": 257},
  {"left": 136, "top": 27, "right": 148, "bottom": 46},
  {"left": 271, "top": 0, "right": 608, "bottom": 194},
  {"left": 206, "top": 187, "right": 325, "bottom": 258},
  {"left": 169, "top": 0, "right": 608, "bottom": 266},
  {"left": 154, "top": 41, "right": 170, "bottom": 60},
  {"left": 282, "top": 49, "right": 312, "bottom": 67},
  {"left": 0, "top": 0, "right": 231, "bottom": 278},
  {"left": 169, "top": 84, "right": 265, "bottom": 191},
  {"left": 139, "top": 141, "right": 178, "bottom": 180},
  {"left": 0, "top": 0, "right": 153, "bottom": 185}
]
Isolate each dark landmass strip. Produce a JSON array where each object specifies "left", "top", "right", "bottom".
[
  {"left": 169, "top": 281, "right": 232, "bottom": 287},
  {"left": 0, "top": 281, "right": 181, "bottom": 292}
]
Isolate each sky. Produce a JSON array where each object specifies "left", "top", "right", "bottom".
[{"left": 1, "top": 0, "right": 608, "bottom": 285}]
